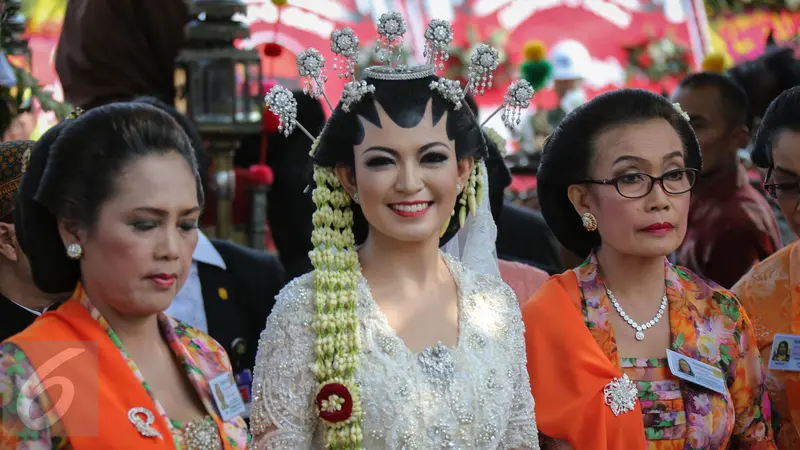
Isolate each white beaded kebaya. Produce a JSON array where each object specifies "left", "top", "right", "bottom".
[
  {"left": 261, "top": 13, "right": 536, "bottom": 450},
  {"left": 606, "top": 287, "right": 668, "bottom": 341}
]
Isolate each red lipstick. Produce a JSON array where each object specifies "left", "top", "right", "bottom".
[
  {"left": 388, "top": 201, "right": 433, "bottom": 218},
  {"left": 641, "top": 222, "right": 674, "bottom": 234}
]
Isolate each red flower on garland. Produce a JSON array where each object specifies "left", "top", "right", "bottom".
[{"left": 315, "top": 383, "right": 353, "bottom": 423}]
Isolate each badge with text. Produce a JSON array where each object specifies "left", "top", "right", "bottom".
[
  {"left": 209, "top": 372, "right": 247, "bottom": 421},
  {"left": 767, "top": 334, "right": 800, "bottom": 371},
  {"left": 666, "top": 349, "right": 727, "bottom": 394}
]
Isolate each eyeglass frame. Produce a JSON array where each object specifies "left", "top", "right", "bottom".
[
  {"left": 577, "top": 167, "right": 699, "bottom": 199},
  {"left": 763, "top": 165, "right": 800, "bottom": 199}
]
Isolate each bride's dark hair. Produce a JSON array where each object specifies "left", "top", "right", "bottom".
[{"left": 312, "top": 75, "right": 487, "bottom": 244}]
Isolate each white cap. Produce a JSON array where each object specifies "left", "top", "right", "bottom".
[{"left": 550, "top": 40, "right": 591, "bottom": 81}]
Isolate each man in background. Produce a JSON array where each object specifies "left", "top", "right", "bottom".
[
  {"left": 0, "top": 140, "right": 65, "bottom": 340},
  {"left": 672, "top": 72, "right": 781, "bottom": 287}
]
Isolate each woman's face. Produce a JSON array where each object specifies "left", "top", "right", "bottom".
[
  {"left": 63, "top": 152, "right": 200, "bottom": 317},
  {"left": 339, "top": 100, "right": 472, "bottom": 245},
  {"left": 779, "top": 342, "right": 789, "bottom": 354},
  {"left": 768, "top": 130, "right": 800, "bottom": 235},
  {"left": 569, "top": 118, "right": 691, "bottom": 258}
]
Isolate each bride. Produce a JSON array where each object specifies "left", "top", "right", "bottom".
[{"left": 249, "top": 13, "right": 539, "bottom": 450}]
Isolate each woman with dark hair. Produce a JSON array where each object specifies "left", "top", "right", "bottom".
[
  {"left": 733, "top": 86, "right": 800, "bottom": 449},
  {"left": 1, "top": 104, "right": 249, "bottom": 448},
  {"left": 250, "top": 14, "right": 538, "bottom": 450},
  {"left": 522, "top": 89, "right": 774, "bottom": 449}
]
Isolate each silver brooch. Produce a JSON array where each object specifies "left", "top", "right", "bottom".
[
  {"left": 376, "top": 12, "right": 407, "bottom": 63},
  {"left": 418, "top": 342, "right": 454, "bottom": 387},
  {"left": 429, "top": 78, "right": 464, "bottom": 110},
  {"left": 467, "top": 44, "right": 500, "bottom": 96},
  {"left": 330, "top": 27, "right": 359, "bottom": 79},
  {"left": 184, "top": 417, "right": 223, "bottom": 450},
  {"left": 603, "top": 374, "right": 638, "bottom": 416},
  {"left": 424, "top": 19, "right": 454, "bottom": 70},
  {"left": 127, "top": 407, "right": 163, "bottom": 439},
  {"left": 341, "top": 80, "right": 376, "bottom": 113},
  {"left": 265, "top": 86, "right": 298, "bottom": 137}
]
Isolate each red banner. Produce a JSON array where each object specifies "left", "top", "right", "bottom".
[{"left": 712, "top": 10, "right": 800, "bottom": 63}]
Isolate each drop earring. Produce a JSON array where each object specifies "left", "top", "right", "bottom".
[
  {"left": 581, "top": 212, "right": 597, "bottom": 231},
  {"left": 353, "top": 192, "right": 360, "bottom": 205},
  {"left": 66, "top": 243, "right": 83, "bottom": 260},
  {"left": 456, "top": 183, "right": 462, "bottom": 194}
]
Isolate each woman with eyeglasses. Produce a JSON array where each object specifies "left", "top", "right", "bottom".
[
  {"left": 522, "top": 89, "right": 775, "bottom": 449},
  {"left": 733, "top": 86, "right": 800, "bottom": 449}
]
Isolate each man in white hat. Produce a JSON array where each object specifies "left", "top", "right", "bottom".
[{"left": 532, "top": 40, "right": 591, "bottom": 151}]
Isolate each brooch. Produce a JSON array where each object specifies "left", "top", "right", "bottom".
[{"left": 603, "top": 374, "right": 638, "bottom": 416}]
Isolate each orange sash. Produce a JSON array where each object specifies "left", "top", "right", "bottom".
[
  {"left": 6, "top": 298, "right": 234, "bottom": 449},
  {"left": 522, "top": 271, "right": 647, "bottom": 449}
]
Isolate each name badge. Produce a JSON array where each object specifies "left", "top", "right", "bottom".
[
  {"left": 666, "top": 349, "right": 727, "bottom": 394},
  {"left": 209, "top": 372, "right": 247, "bottom": 421},
  {"left": 768, "top": 334, "right": 800, "bottom": 371}
]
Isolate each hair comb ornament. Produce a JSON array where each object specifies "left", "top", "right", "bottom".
[
  {"left": 467, "top": 44, "right": 500, "bottom": 96},
  {"left": 330, "top": 27, "right": 359, "bottom": 80},
  {"left": 264, "top": 85, "right": 315, "bottom": 141},
  {"left": 429, "top": 78, "right": 464, "bottom": 110},
  {"left": 341, "top": 80, "right": 376, "bottom": 113},
  {"left": 376, "top": 12, "right": 407, "bottom": 66},
  {"left": 297, "top": 49, "right": 334, "bottom": 111},
  {"left": 481, "top": 79, "right": 535, "bottom": 128},
  {"left": 424, "top": 19, "right": 454, "bottom": 70}
]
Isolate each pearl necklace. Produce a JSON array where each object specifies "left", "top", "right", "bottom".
[{"left": 606, "top": 287, "right": 667, "bottom": 341}]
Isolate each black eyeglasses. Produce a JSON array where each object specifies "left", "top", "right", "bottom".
[
  {"left": 764, "top": 166, "right": 800, "bottom": 199},
  {"left": 579, "top": 168, "right": 698, "bottom": 199}
]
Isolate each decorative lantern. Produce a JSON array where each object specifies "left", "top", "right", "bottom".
[{"left": 175, "top": 0, "right": 265, "bottom": 243}]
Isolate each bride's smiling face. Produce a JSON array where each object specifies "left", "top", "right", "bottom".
[{"left": 337, "top": 99, "right": 472, "bottom": 244}]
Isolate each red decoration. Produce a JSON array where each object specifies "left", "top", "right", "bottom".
[
  {"left": 249, "top": 164, "right": 275, "bottom": 186},
  {"left": 263, "top": 43, "right": 284, "bottom": 58},
  {"left": 315, "top": 383, "right": 353, "bottom": 423},
  {"left": 637, "top": 52, "right": 653, "bottom": 69}
]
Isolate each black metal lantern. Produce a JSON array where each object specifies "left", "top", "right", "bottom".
[
  {"left": 176, "top": 0, "right": 266, "bottom": 244},
  {"left": 176, "top": 0, "right": 263, "bottom": 136}
]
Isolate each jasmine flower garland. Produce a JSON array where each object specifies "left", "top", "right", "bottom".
[{"left": 308, "top": 134, "right": 364, "bottom": 449}]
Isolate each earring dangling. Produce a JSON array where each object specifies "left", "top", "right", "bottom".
[
  {"left": 581, "top": 212, "right": 598, "bottom": 231},
  {"left": 456, "top": 183, "right": 462, "bottom": 194},
  {"left": 66, "top": 243, "right": 83, "bottom": 260},
  {"left": 353, "top": 192, "right": 360, "bottom": 205}
]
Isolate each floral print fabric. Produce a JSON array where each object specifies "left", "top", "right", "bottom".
[
  {"left": 577, "top": 253, "right": 775, "bottom": 449},
  {"left": 732, "top": 241, "right": 800, "bottom": 449},
  {"left": 0, "top": 285, "right": 250, "bottom": 449}
]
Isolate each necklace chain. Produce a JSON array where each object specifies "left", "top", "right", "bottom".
[{"left": 605, "top": 287, "right": 667, "bottom": 341}]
